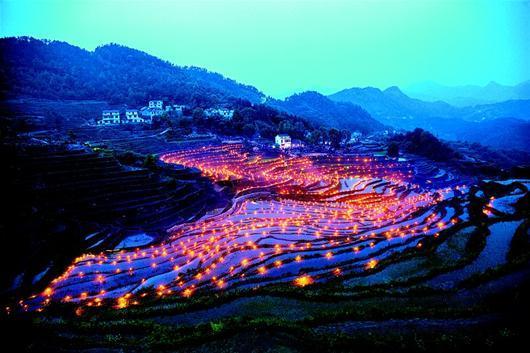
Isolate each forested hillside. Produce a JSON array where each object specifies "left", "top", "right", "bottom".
[
  {"left": 0, "top": 37, "right": 264, "bottom": 105},
  {"left": 269, "top": 91, "right": 383, "bottom": 133},
  {"left": 0, "top": 37, "right": 385, "bottom": 134}
]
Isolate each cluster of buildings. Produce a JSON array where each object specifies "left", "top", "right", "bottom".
[
  {"left": 165, "top": 104, "right": 187, "bottom": 115},
  {"left": 98, "top": 109, "right": 149, "bottom": 126},
  {"left": 97, "top": 99, "right": 167, "bottom": 126},
  {"left": 203, "top": 108, "right": 234, "bottom": 120},
  {"left": 97, "top": 100, "right": 235, "bottom": 126},
  {"left": 273, "top": 131, "right": 365, "bottom": 150}
]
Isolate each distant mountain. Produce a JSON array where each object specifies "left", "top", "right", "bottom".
[
  {"left": 403, "top": 80, "right": 530, "bottom": 107},
  {"left": 401, "top": 116, "right": 530, "bottom": 152},
  {"left": 328, "top": 85, "right": 458, "bottom": 120},
  {"left": 461, "top": 99, "right": 530, "bottom": 121},
  {"left": 329, "top": 84, "right": 530, "bottom": 124},
  {"left": 0, "top": 37, "right": 264, "bottom": 105},
  {"left": 267, "top": 91, "right": 384, "bottom": 133},
  {"left": 453, "top": 118, "right": 530, "bottom": 151},
  {"left": 328, "top": 84, "right": 530, "bottom": 151}
]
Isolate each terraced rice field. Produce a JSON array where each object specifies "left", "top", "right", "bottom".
[{"left": 23, "top": 144, "right": 475, "bottom": 311}]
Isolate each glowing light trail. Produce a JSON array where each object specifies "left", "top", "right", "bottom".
[{"left": 22, "top": 144, "right": 467, "bottom": 311}]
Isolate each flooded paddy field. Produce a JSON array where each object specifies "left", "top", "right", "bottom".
[{"left": 9, "top": 143, "right": 530, "bottom": 353}]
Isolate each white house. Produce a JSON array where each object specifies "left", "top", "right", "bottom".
[
  {"left": 98, "top": 110, "right": 121, "bottom": 125},
  {"left": 148, "top": 100, "right": 163, "bottom": 109},
  {"left": 275, "top": 134, "right": 292, "bottom": 149},
  {"left": 349, "top": 131, "right": 363, "bottom": 143},
  {"left": 124, "top": 109, "right": 149, "bottom": 124},
  {"left": 204, "top": 108, "right": 234, "bottom": 120},
  {"left": 140, "top": 106, "right": 163, "bottom": 119}
]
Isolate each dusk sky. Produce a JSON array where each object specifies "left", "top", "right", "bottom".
[{"left": 1, "top": 0, "right": 529, "bottom": 98}]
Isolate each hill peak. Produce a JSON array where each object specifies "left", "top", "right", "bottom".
[{"left": 383, "top": 86, "right": 406, "bottom": 97}]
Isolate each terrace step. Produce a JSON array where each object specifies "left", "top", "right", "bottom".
[{"left": 4, "top": 144, "right": 223, "bottom": 298}]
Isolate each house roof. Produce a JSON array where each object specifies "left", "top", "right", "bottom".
[
  {"left": 277, "top": 134, "right": 290, "bottom": 138},
  {"left": 102, "top": 110, "right": 120, "bottom": 114}
]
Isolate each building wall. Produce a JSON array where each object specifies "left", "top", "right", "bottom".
[
  {"left": 100, "top": 111, "right": 121, "bottom": 125},
  {"left": 149, "top": 100, "right": 163, "bottom": 109},
  {"left": 275, "top": 135, "right": 292, "bottom": 149}
]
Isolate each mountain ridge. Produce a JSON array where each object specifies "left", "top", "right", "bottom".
[
  {"left": 1, "top": 36, "right": 529, "bottom": 151},
  {"left": 0, "top": 37, "right": 265, "bottom": 105},
  {"left": 267, "top": 91, "right": 384, "bottom": 133},
  {"left": 0, "top": 36, "right": 385, "bottom": 133},
  {"left": 328, "top": 85, "right": 458, "bottom": 120},
  {"left": 403, "top": 80, "right": 530, "bottom": 107}
]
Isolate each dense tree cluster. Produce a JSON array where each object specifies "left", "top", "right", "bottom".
[
  {"left": 269, "top": 91, "right": 383, "bottom": 133},
  {"left": 387, "top": 142, "right": 399, "bottom": 157},
  {"left": 154, "top": 101, "right": 318, "bottom": 142},
  {"left": 0, "top": 37, "right": 263, "bottom": 105},
  {"left": 390, "top": 128, "right": 459, "bottom": 161}
]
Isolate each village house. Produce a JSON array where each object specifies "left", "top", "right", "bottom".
[
  {"left": 275, "top": 134, "right": 292, "bottom": 149},
  {"left": 139, "top": 100, "right": 165, "bottom": 119},
  {"left": 98, "top": 110, "right": 121, "bottom": 125},
  {"left": 204, "top": 108, "right": 234, "bottom": 120},
  {"left": 124, "top": 109, "right": 150, "bottom": 124},
  {"left": 349, "top": 131, "right": 363, "bottom": 143},
  {"left": 140, "top": 106, "right": 164, "bottom": 119},
  {"left": 148, "top": 100, "right": 163, "bottom": 109}
]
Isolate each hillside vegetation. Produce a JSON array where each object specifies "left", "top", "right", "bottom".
[
  {"left": 269, "top": 91, "right": 383, "bottom": 133},
  {"left": 0, "top": 37, "right": 264, "bottom": 105}
]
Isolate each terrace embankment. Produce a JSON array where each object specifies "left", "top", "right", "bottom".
[
  {"left": 6, "top": 144, "right": 530, "bottom": 352},
  {"left": 18, "top": 144, "right": 483, "bottom": 308},
  {"left": 1, "top": 143, "right": 228, "bottom": 301}
]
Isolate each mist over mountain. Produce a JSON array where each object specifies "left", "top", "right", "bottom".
[
  {"left": 453, "top": 117, "right": 530, "bottom": 151},
  {"left": 403, "top": 80, "right": 530, "bottom": 107}
]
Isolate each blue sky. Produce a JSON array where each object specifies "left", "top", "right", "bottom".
[{"left": 1, "top": 0, "right": 529, "bottom": 98}]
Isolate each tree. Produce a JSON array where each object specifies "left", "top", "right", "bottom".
[
  {"left": 308, "top": 130, "right": 322, "bottom": 145},
  {"left": 241, "top": 123, "right": 256, "bottom": 137},
  {"left": 67, "top": 129, "right": 76, "bottom": 143},
  {"left": 143, "top": 154, "right": 158, "bottom": 170},
  {"left": 340, "top": 129, "right": 351, "bottom": 144},
  {"left": 387, "top": 142, "right": 399, "bottom": 158},
  {"left": 118, "top": 151, "right": 139, "bottom": 165},
  {"left": 192, "top": 108, "right": 204, "bottom": 123},
  {"left": 390, "top": 128, "right": 459, "bottom": 162},
  {"left": 329, "top": 128, "right": 342, "bottom": 149}
]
